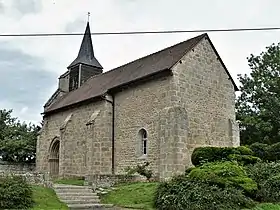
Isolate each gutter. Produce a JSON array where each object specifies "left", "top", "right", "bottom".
[{"left": 101, "top": 94, "right": 115, "bottom": 174}]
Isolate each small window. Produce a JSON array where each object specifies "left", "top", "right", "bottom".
[{"left": 139, "top": 129, "right": 148, "bottom": 155}]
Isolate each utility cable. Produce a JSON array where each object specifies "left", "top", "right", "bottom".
[{"left": 0, "top": 26, "right": 280, "bottom": 37}]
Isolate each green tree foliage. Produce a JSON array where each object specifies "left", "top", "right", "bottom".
[
  {"left": 0, "top": 109, "right": 41, "bottom": 163},
  {"left": 236, "top": 43, "right": 280, "bottom": 145}
]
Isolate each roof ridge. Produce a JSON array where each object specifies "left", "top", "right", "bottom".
[
  {"left": 75, "top": 33, "right": 206, "bottom": 89},
  {"left": 44, "top": 33, "right": 214, "bottom": 114},
  {"left": 101, "top": 33, "right": 207, "bottom": 76}
]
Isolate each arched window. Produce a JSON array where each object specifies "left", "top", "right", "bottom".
[{"left": 139, "top": 129, "right": 148, "bottom": 155}]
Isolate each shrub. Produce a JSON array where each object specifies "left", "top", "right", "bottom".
[
  {"left": 185, "top": 167, "right": 195, "bottom": 175},
  {"left": 154, "top": 175, "right": 255, "bottom": 210},
  {"left": 266, "top": 142, "right": 280, "bottom": 162},
  {"left": 248, "top": 142, "right": 269, "bottom": 161},
  {"left": 124, "top": 162, "right": 153, "bottom": 181},
  {"left": 236, "top": 146, "right": 254, "bottom": 155},
  {"left": 228, "top": 154, "right": 261, "bottom": 165},
  {"left": 0, "top": 175, "right": 33, "bottom": 209},
  {"left": 256, "top": 174, "right": 280, "bottom": 202},
  {"left": 191, "top": 146, "right": 257, "bottom": 166},
  {"left": 249, "top": 142, "right": 280, "bottom": 162},
  {"left": 191, "top": 147, "right": 221, "bottom": 166},
  {"left": 245, "top": 161, "right": 280, "bottom": 202},
  {"left": 188, "top": 161, "right": 257, "bottom": 196}
]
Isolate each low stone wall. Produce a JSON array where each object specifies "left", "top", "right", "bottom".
[
  {"left": 0, "top": 171, "right": 52, "bottom": 188},
  {"left": 0, "top": 161, "right": 35, "bottom": 173},
  {"left": 85, "top": 174, "right": 138, "bottom": 189}
]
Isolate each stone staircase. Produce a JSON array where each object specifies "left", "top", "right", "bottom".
[{"left": 53, "top": 184, "right": 114, "bottom": 209}]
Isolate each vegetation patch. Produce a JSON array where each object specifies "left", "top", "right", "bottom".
[
  {"left": 101, "top": 182, "right": 158, "bottom": 210},
  {"left": 191, "top": 146, "right": 259, "bottom": 166},
  {"left": 31, "top": 185, "right": 68, "bottom": 210},
  {"left": 245, "top": 161, "right": 280, "bottom": 202},
  {"left": 0, "top": 175, "right": 33, "bottom": 209},
  {"left": 154, "top": 174, "right": 254, "bottom": 210}
]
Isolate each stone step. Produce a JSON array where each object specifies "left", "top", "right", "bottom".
[
  {"left": 58, "top": 195, "right": 100, "bottom": 200},
  {"left": 55, "top": 188, "right": 93, "bottom": 193},
  {"left": 57, "top": 192, "right": 97, "bottom": 196},
  {"left": 68, "top": 203, "right": 114, "bottom": 210},
  {"left": 53, "top": 184, "right": 89, "bottom": 189},
  {"left": 61, "top": 199, "right": 100, "bottom": 204}
]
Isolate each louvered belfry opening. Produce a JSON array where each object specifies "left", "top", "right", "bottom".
[{"left": 49, "top": 140, "right": 60, "bottom": 177}]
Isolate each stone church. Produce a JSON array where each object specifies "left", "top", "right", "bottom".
[{"left": 36, "top": 22, "right": 240, "bottom": 179}]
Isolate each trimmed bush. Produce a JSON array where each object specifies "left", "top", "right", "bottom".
[
  {"left": 228, "top": 154, "right": 261, "bottom": 165},
  {"left": 188, "top": 161, "right": 257, "bottom": 196},
  {"left": 248, "top": 142, "right": 269, "bottom": 160},
  {"left": 154, "top": 175, "right": 255, "bottom": 210},
  {"left": 256, "top": 174, "right": 280, "bottom": 202},
  {"left": 266, "top": 142, "right": 280, "bottom": 162},
  {"left": 124, "top": 162, "right": 153, "bottom": 181},
  {"left": 0, "top": 175, "right": 33, "bottom": 209},
  {"left": 236, "top": 146, "right": 254, "bottom": 155},
  {"left": 245, "top": 161, "right": 280, "bottom": 202},
  {"left": 191, "top": 146, "right": 258, "bottom": 166},
  {"left": 248, "top": 142, "right": 280, "bottom": 162}
]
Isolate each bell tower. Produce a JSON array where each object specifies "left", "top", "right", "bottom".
[{"left": 67, "top": 21, "right": 103, "bottom": 92}]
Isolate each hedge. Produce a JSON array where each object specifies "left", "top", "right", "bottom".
[
  {"left": 154, "top": 174, "right": 255, "bottom": 210},
  {"left": 245, "top": 161, "right": 280, "bottom": 202},
  {"left": 191, "top": 146, "right": 260, "bottom": 166},
  {"left": 188, "top": 161, "right": 257, "bottom": 196},
  {"left": 0, "top": 175, "right": 33, "bottom": 209},
  {"left": 248, "top": 142, "right": 280, "bottom": 162}
]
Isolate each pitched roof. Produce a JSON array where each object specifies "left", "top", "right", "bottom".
[
  {"left": 44, "top": 33, "right": 237, "bottom": 114},
  {"left": 67, "top": 22, "right": 103, "bottom": 69}
]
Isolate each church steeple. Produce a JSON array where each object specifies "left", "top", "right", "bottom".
[
  {"left": 68, "top": 21, "right": 103, "bottom": 92},
  {"left": 68, "top": 22, "right": 103, "bottom": 69}
]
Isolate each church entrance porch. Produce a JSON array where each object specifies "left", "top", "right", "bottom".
[{"left": 49, "top": 139, "right": 60, "bottom": 177}]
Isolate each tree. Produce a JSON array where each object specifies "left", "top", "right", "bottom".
[
  {"left": 236, "top": 43, "right": 280, "bottom": 145},
  {"left": 0, "top": 109, "right": 41, "bottom": 163}
]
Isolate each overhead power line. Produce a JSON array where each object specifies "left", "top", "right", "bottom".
[{"left": 0, "top": 26, "right": 280, "bottom": 37}]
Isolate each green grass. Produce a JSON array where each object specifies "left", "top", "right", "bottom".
[
  {"left": 53, "top": 178, "right": 84, "bottom": 186},
  {"left": 101, "top": 182, "right": 280, "bottom": 210},
  {"left": 101, "top": 182, "right": 159, "bottom": 210},
  {"left": 250, "top": 203, "right": 280, "bottom": 210},
  {"left": 30, "top": 185, "right": 68, "bottom": 210}
]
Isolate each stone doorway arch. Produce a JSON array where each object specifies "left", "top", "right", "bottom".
[{"left": 49, "top": 138, "right": 60, "bottom": 177}]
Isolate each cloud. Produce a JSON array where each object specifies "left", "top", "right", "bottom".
[
  {"left": 0, "top": 46, "right": 57, "bottom": 124},
  {"left": 1, "top": 0, "right": 280, "bottom": 124},
  {"left": 12, "top": 0, "right": 42, "bottom": 16}
]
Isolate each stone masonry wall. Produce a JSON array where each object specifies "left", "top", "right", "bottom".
[
  {"left": 0, "top": 161, "right": 35, "bottom": 173},
  {"left": 166, "top": 36, "right": 239, "bottom": 174},
  {"left": 36, "top": 100, "right": 112, "bottom": 177},
  {"left": 114, "top": 75, "right": 171, "bottom": 177}
]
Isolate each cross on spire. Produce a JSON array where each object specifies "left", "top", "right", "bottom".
[{"left": 87, "top": 12, "right": 90, "bottom": 22}]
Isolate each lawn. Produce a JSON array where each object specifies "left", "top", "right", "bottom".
[
  {"left": 101, "top": 182, "right": 159, "bottom": 210},
  {"left": 101, "top": 182, "right": 280, "bottom": 210},
  {"left": 30, "top": 185, "right": 68, "bottom": 210},
  {"left": 53, "top": 178, "right": 84, "bottom": 186},
  {"left": 250, "top": 203, "right": 280, "bottom": 210}
]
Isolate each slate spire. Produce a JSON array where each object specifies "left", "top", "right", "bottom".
[{"left": 68, "top": 22, "right": 103, "bottom": 69}]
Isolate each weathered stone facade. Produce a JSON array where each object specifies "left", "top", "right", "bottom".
[
  {"left": 36, "top": 29, "right": 239, "bottom": 180},
  {"left": 36, "top": 100, "right": 113, "bottom": 177}
]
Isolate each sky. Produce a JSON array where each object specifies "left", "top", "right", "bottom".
[{"left": 0, "top": 0, "right": 280, "bottom": 125}]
